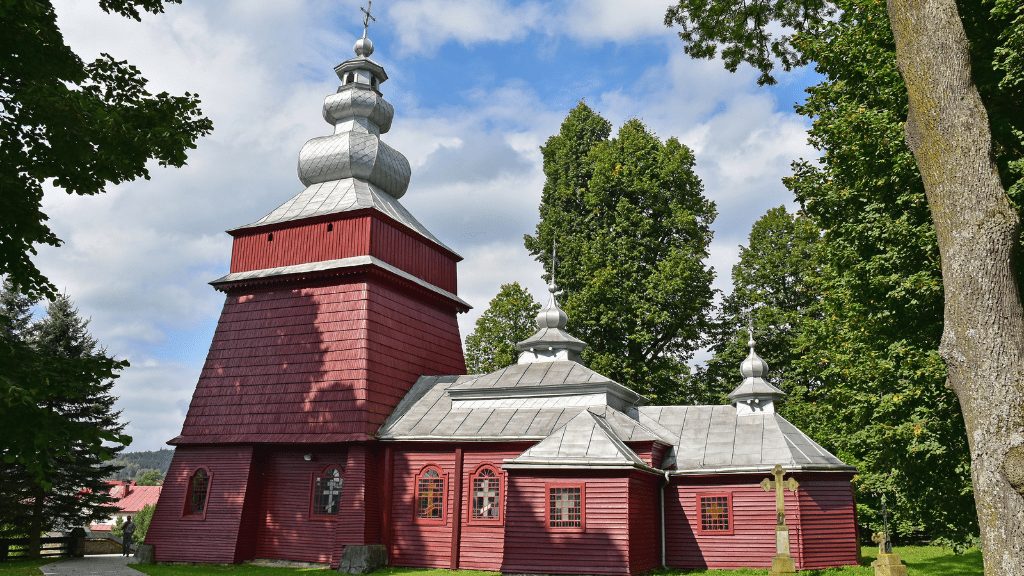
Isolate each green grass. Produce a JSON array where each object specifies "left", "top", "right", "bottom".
[
  {"left": 0, "top": 558, "right": 57, "bottom": 576},
  {"left": 3, "top": 546, "right": 983, "bottom": 576}
]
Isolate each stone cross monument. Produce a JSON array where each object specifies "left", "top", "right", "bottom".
[
  {"left": 762, "top": 464, "right": 799, "bottom": 576},
  {"left": 871, "top": 495, "right": 908, "bottom": 576}
]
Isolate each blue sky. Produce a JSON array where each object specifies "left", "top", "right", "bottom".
[{"left": 39, "top": 0, "right": 820, "bottom": 451}]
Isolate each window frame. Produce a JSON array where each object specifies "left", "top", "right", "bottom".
[
  {"left": 413, "top": 465, "right": 448, "bottom": 525},
  {"left": 545, "top": 482, "right": 585, "bottom": 532},
  {"left": 309, "top": 464, "right": 345, "bottom": 521},
  {"left": 467, "top": 463, "right": 504, "bottom": 526},
  {"left": 180, "top": 466, "right": 212, "bottom": 521},
  {"left": 696, "top": 492, "right": 734, "bottom": 535}
]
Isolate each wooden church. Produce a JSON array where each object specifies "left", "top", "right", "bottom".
[{"left": 144, "top": 24, "right": 860, "bottom": 575}]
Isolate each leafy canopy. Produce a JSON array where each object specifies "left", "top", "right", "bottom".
[
  {"left": 465, "top": 282, "right": 542, "bottom": 374},
  {"left": 525, "top": 103, "right": 716, "bottom": 403},
  {"left": 0, "top": 0, "right": 213, "bottom": 300}
]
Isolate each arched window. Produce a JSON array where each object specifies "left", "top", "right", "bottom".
[
  {"left": 470, "top": 465, "right": 501, "bottom": 522},
  {"left": 184, "top": 468, "right": 210, "bottom": 518},
  {"left": 416, "top": 466, "right": 445, "bottom": 521},
  {"left": 311, "top": 466, "right": 344, "bottom": 518}
]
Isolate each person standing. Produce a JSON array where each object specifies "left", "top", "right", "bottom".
[{"left": 122, "top": 516, "right": 136, "bottom": 557}]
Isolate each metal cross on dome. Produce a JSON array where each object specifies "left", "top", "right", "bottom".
[{"left": 360, "top": 1, "right": 376, "bottom": 35}]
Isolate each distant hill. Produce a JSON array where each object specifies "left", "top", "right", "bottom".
[{"left": 106, "top": 449, "right": 175, "bottom": 481}]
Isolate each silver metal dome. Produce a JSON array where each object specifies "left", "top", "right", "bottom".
[
  {"left": 295, "top": 34, "right": 410, "bottom": 199},
  {"left": 353, "top": 36, "right": 374, "bottom": 57},
  {"left": 516, "top": 281, "right": 587, "bottom": 364}
]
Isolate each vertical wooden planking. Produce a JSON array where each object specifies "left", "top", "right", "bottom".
[
  {"left": 450, "top": 448, "right": 463, "bottom": 569},
  {"left": 145, "top": 446, "right": 256, "bottom": 564}
]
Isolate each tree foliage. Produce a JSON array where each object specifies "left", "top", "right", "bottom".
[
  {"left": 525, "top": 103, "right": 717, "bottom": 403},
  {"left": 0, "top": 286, "right": 129, "bottom": 555},
  {"left": 465, "top": 282, "right": 542, "bottom": 374},
  {"left": 0, "top": 0, "right": 213, "bottom": 300},
  {"left": 696, "top": 206, "right": 819, "bottom": 405},
  {"left": 666, "top": 0, "right": 1024, "bottom": 550}
]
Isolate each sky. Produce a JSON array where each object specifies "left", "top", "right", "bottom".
[{"left": 38, "top": 0, "right": 820, "bottom": 451}]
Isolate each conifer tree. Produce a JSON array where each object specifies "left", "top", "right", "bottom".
[
  {"left": 465, "top": 282, "right": 542, "bottom": 374},
  {"left": 0, "top": 286, "right": 129, "bottom": 555},
  {"left": 525, "top": 103, "right": 716, "bottom": 403}
]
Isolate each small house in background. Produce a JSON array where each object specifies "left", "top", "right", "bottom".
[
  {"left": 144, "top": 23, "right": 860, "bottom": 575},
  {"left": 89, "top": 481, "right": 161, "bottom": 533}
]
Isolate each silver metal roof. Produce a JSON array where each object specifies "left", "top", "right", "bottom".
[
  {"left": 229, "top": 178, "right": 456, "bottom": 255},
  {"left": 637, "top": 406, "right": 853, "bottom": 474},
  {"left": 378, "top": 364, "right": 853, "bottom": 474},
  {"left": 515, "top": 283, "right": 587, "bottom": 364},
  {"left": 727, "top": 337, "right": 787, "bottom": 402}
]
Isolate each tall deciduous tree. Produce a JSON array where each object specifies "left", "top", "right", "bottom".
[
  {"left": 0, "top": 0, "right": 207, "bottom": 538},
  {"left": 525, "top": 103, "right": 717, "bottom": 403},
  {"left": 696, "top": 206, "right": 819, "bottom": 405},
  {"left": 666, "top": 0, "right": 1024, "bottom": 568},
  {"left": 465, "top": 282, "right": 542, "bottom": 374}
]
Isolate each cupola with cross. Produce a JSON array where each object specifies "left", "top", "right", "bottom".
[{"left": 727, "top": 332, "right": 787, "bottom": 415}]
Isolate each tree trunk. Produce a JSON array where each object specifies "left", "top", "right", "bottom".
[
  {"left": 28, "top": 486, "right": 43, "bottom": 559},
  {"left": 887, "top": 0, "right": 1024, "bottom": 573}
]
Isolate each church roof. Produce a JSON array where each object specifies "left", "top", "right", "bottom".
[
  {"left": 638, "top": 405, "right": 854, "bottom": 473},
  {"left": 504, "top": 409, "right": 653, "bottom": 470}
]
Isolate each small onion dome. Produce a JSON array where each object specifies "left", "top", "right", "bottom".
[
  {"left": 515, "top": 281, "right": 587, "bottom": 364},
  {"left": 727, "top": 336, "right": 786, "bottom": 413},
  {"left": 739, "top": 337, "right": 769, "bottom": 377},
  {"left": 535, "top": 281, "right": 568, "bottom": 329},
  {"left": 353, "top": 35, "right": 374, "bottom": 57}
]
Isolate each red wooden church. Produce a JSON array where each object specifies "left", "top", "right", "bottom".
[{"left": 145, "top": 28, "right": 860, "bottom": 575}]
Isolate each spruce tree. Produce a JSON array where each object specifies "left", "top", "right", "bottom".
[
  {"left": 0, "top": 286, "right": 129, "bottom": 555},
  {"left": 525, "top": 103, "right": 716, "bottom": 403}
]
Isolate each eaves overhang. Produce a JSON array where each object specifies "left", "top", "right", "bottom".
[{"left": 209, "top": 255, "right": 471, "bottom": 312}]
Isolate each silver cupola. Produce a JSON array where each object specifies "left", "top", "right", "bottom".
[
  {"left": 515, "top": 281, "right": 587, "bottom": 364},
  {"left": 296, "top": 29, "right": 411, "bottom": 199},
  {"left": 727, "top": 334, "right": 787, "bottom": 415}
]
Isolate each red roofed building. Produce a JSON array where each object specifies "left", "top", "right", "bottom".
[
  {"left": 90, "top": 481, "right": 162, "bottom": 532},
  {"left": 144, "top": 25, "right": 860, "bottom": 575}
]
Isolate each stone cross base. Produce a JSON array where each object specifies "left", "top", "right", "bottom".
[
  {"left": 768, "top": 526, "right": 797, "bottom": 576},
  {"left": 872, "top": 554, "right": 908, "bottom": 576},
  {"left": 769, "top": 555, "right": 797, "bottom": 576},
  {"left": 337, "top": 544, "right": 387, "bottom": 575}
]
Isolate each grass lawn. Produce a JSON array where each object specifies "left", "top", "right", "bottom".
[
  {"left": 0, "top": 558, "right": 60, "bottom": 576},
  {"left": 5, "top": 546, "right": 981, "bottom": 576}
]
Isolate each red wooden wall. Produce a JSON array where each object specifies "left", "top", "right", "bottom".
[
  {"left": 628, "top": 474, "right": 661, "bottom": 574},
  {"left": 171, "top": 279, "right": 465, "bottom": 446},
  {"left": 501, "top": 472, "right": 634, "bottom": 576},
  {"left": 251, "top": 447, "right": 350, "bottom": 565},
  {"left": 664, "top": 473, "right": 858, "bottom": 570},
  {"left": 145, "top": 446, "right": 258, "bottom": 564},
  {"left": 387, "top": 444, "right": 531, "bottom": 571},
  {"left": 229, "top": 213, "right": 458, "bottom": 293}
]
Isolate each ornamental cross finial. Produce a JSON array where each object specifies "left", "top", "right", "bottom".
[
  {"left": 360, "top": 1, "right": 376, "bottom": 37},
  {"left": 551, "top": 238, "right": 558, "bottom": 288},
  {"left": 760, "top": 464, "right": 799, "bottom": 527}
]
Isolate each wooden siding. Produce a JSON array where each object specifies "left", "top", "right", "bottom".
[
  {"left": 369, "top": 217, "right": 457, "bottom": 293},
  {"left": 501, "top": 472, "right": 633, "bottom": 576},
  {"left": 665, "top": 473, "right": 857, "bottom": 570},
  {"left": 173, "top": 279, "right": 465, "bottom": 445},
  {"left": 252, "top": 448, "right": 349, "bottom": 564},
  {"left": 387, "top": 444, "right": 531, "bottom": 571},
  {"left": 230, "top": 217, "right": 370, "bottom": 274},
  {"left": 794, "top": 473, "right": 859, "bottom": 569},
  {"left": 228, "top": 213, "right": 458, "bottom": 293},
  {"left": 628, "top": 474, "right": 661, "bottom": 575},
  {"left": 145, "top": 446, "right": 256, "bottom": 563}
]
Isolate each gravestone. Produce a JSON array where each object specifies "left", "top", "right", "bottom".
[{"left": 762, "top": 464, "right": 799, "bottom": 576}]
